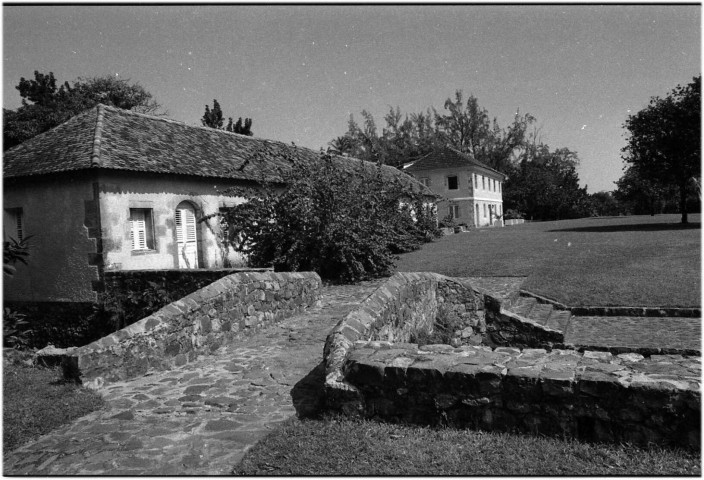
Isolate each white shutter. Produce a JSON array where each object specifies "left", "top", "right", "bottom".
[
  {"left": 185, "top": 208, "right": 197, "bottom": 243},
  {"left": 175, "top": 209, "right": 183, "bottom": 243},
  {"left": 15, "top": 211, "right": 23, "bottom": 241},
  {"left": 130, "top": 210, "right": 147, "bottom": 250}
]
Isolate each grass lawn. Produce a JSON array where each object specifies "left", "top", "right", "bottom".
[
  {"left": 234, "top": 415, "right": 700, "bottom": 476},
  {"left": 3, "top": 352, "right": 105, "bottom": 453},
  {"left": 396, "top": 214, "right": 701, "bottom": 307}
]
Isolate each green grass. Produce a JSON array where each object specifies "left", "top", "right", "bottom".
[
  {"left": 396, "top": 214, "right": 701, "bottom": 307},
  {"left": 234, "top": 415, "right": 700, "bottom": 475},
  {"left": 3, "top": 352, "right": 105, "bottom": 453}
]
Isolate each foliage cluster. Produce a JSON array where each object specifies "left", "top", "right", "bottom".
[
  {"left": 618, "top": 76, "right": 701, "bottom": 223},
  {"left": 3, "top": 308, "right": 32, "bottom": 350},
  {"left": 410, "top": 304, "right": 464, "bottom": 347},
  {"left": 201, "top": 99, "right": 253, "bottom": 135},
  {"left": 3, "top": 71, "right": 164, "bottom": 150},
  {"left": 215, "top": 151, "right": 440, "bottom": 283},
  {"left": 331, "top": 90, "right": 593, "bottom": 222}
]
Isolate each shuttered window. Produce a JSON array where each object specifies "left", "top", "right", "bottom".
[
  {"left": 4, "top": 208, "right": 23, "bottom": 241},
  {"left": 175, "top": 207, "right": 197, "bottom": 244},
  {"left": 130, "top": 209, "right": 155, "bottom": 250},
  {"left": 15, "top": 210, "right": 23, "bottom": 241}
]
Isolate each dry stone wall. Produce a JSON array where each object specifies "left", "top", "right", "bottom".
[
  {"left": 64, "top": 271, "right": 321, "bottom": 388},
  {"left": 323, "top": 273, "right": 701, "bottom": 449},
  {"left": 336, "top": 342, "right": 700, "bottom": 450}
]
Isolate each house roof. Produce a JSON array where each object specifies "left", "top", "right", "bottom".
[
  {"left": 3, "top": 104, "right": 433, "bottom": 195},
  {"left": 405, "top": 147, "right": 507, "bottom": 179}
]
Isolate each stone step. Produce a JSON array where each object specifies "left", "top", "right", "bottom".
[
  {"left": 529, "top": 303, "right": 554, "bottom": 326},
  {"left": 509, "top": 297, "right": 537, "bottom": 318},
  {"left": 545, "top": 309, "right": 572, "bottom": 332}
]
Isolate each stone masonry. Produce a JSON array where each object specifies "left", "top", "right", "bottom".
[
  {"left": 338, "top": 341, "right": 700, "bottom": 450},
  {"left": 323, "top": 272, "right": 701, "bottom": 449},
  {"left": 64, "top": 271, "right": 321, "bottom": 389}
]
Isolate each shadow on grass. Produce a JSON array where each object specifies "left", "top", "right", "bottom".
[
  {"left": 549, "top": 222, "right": 700, "bottom": 233},
  {"left": 290, "top": 362, "right": 326, "bottom": 419}
]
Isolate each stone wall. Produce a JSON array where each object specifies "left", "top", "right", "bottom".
[
  {"left": 323, "top": 273, "right": 700, "bottom": 449},
  {"left": 103, "top": 267, "right": 273, "bottom": 329},
  {"left": 335, "top": 342, "right": 700, "bottom": 450},
  {"left": 64, "top": 271, "right": 321, "bottom": 388},
  {"left": 324, "top": 272, "right": 488, "bottom": 413}
]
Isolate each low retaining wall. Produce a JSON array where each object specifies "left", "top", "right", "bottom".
[
  {"left": 323, "top": 273, "right": 701, "bottom": 449},
  {"left": 337, "top": 342, "right": 699, "bottom": 450},
  {"left": 64, "top": 271, "right": 321, "bottom": 388}
]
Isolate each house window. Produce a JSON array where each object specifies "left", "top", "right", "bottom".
[
  {"left": 4, "top": 208, "right": 23, "bottom": 241},
  {"left": 482, "top": 176, "right": 485, "bottom": 190},
  {"left": 493, "top": 179, "right": 497, "bottom": 191},
  {"left": 474, "top": 174, "right": 478, "bottom": 189},
  {"left": 421, "top": 177, "right": 431, "bottom": 187},
  {"left": 475, "top": 204, "right": 480, "bottom": 224},
  {"left": 483, "top": 203, "right": 487, "bottom": 218},
  {"left": 499, "top": 182, "right": 502, "bottom": 193},
  {"left": 450, "top": 205, "right": 460, "bottom": 219},
  {"left": 447, "top": 176, "right": 458, "bottom": 190},
  {"left": 130, "top": 208, "right": 155, "bottom": 251}
]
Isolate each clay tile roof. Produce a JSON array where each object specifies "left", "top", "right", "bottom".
[
  {"left": 405, "top": 146, "right": 507, "bottom": 179},
  {"left": 3, "top": 104, "right": 434, "bottom": 195}
]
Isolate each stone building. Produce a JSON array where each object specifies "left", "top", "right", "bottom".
[
  {"left": 3, "top": 104, "right": 429, "bottom": 306},
  {"left": 404, "top": 147, "right": 507, "bottom": 227}
]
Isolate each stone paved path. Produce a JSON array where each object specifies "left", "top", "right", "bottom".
[
  {"left": 3, "top": 281, "right": 382, "bottom": 476},
  {"left": 3, "top": 276, "right": 700, "bottom": 475}
]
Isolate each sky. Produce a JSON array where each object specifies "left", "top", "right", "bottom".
[{"left": 3, "top": 4, "right": 701, "bottom": 193}]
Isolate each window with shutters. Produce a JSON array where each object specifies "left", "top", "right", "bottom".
[
  {"left": 450, "top": 204, "right": 460, "bottom": 219},
  {"left": 130, "top": 208, "right": 155, "bottom": 251},
  {"left": 482, "top": 176, "right": 485, "bottom": 190},
  {"left": 447, "top": 175, "right": 458, "bottom": 190},
  {"left": 175, "top": 208, "right": 197, "bottom": 244},
  {"left": 4, "top": 208, "right": 23, "bottom": 241},
  {"left": 420, "top": 177, "right": 431, "bottom": 187}
]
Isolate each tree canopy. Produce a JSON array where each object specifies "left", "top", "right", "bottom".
[
  {"left": 334, "top": 90, "right": 591, "bottom": 221},
  {"left": 621, "top": 75, "right": 701, "bottom": 224},
  {"left": 4, "top": 71, "right": 164, "bottom": 150},
  {"left": 201, "top": 99, "right": 253, "bottom": 136}
]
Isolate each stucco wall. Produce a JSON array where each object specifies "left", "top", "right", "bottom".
[
  {"left": 410, "top": 166, "right": 503, "bottom": 227},
  {"left": 99, "top": 171, "right": 249, "bottom": 271},
  {"left": 3, "top": 173, "right": 100, "bottom": 302}
]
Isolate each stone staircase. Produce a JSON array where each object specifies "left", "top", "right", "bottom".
[{"left": 502, "top": 295, "right": 572, "bottom": 334}]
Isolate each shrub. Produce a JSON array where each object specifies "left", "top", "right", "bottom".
[
  {"left": 410, "top": 305, "right": 464, "bottom": 346},
  {"left": 3, "top": 308, "right": 32, "bottom": 349},
  {"left": 213, "top": 151, "right": 440, "bottom": 283},
  {"left": 503, "top": 209, "right": 524, "bottom": 220}
]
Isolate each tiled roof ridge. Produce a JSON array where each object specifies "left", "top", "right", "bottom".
[
  {"left": 98, "top": 103, "right": 293, "bottom": 149},
  {"left": 90, "top": 104, "right": 106, "bottom": 167}
]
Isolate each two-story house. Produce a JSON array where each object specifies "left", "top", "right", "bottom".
[{"left": 404, "top": 147, "right": 507, "bottom": 227}]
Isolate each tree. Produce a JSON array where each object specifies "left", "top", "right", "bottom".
[
  {"left": 589, "top": 191, "right": 622, "bottom": 217},
  {"left": 201, "top": 99, "right": 224, "bottom": 129},
  {"left": 503, "top": 145, "right": 592, "bottom": 221},
  {"left": 621, "top": 76, "right": 701, "bottom": 224},
  {"left": 327, "top": 136, "right": 356, "bottom": 156},
  {"left": 213, "top": 151, "right": 439, "bottom": 282},
  {"left": 4, "top": 71, "right": 164, "bottom": 150},
  {"left": 226, "top": 117, "right": 253, "bottom": 136},
  {"left": 202, "top": 99, "right": 253, "bottom": 136},
  {"left": 614, "top": 165, "right": 670, "bottom": 216}
]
